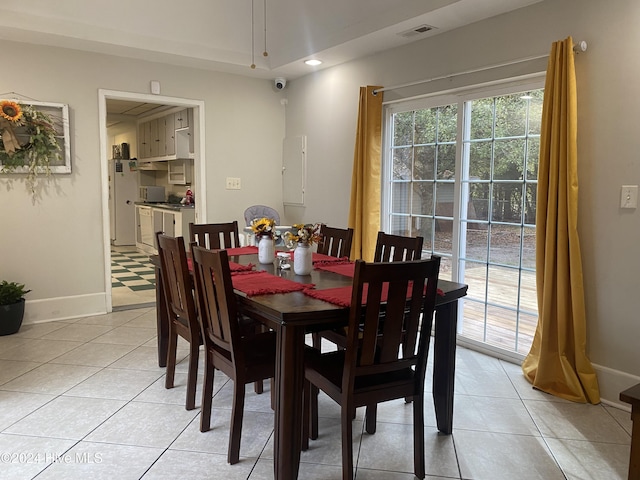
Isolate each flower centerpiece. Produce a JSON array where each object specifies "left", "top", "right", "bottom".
[
  {"left": 0, "top": 100, "right": 62, "bottom": 196},
  {"left": 251, "top": 217, "right": 276, "bottom": 264},
  {"left": 284, "top": 223, "right": 322, "bottom": 247},
  {"left": 285, "top": 223, "right": 321, "bottom": 275}
]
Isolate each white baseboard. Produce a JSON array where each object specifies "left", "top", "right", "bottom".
[
  {"left": 22, "top": 294, "right": 108, "bottom": 324},
  {"left": 593, "top": 362, "right": 640, "bottom": 409}
]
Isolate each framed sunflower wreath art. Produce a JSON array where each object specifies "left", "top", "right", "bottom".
[{"left": 0, "top": 99, "right": 71, "bottom": 197}]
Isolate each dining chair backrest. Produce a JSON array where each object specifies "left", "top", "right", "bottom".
[
  {"left": 156, "top": 233, "right": 198, "bottom": 331},
  {"left": 191, "top": 246, "right": 243, "bottom": 364},
  {"left": 317, "top": 225, "right": 354, "bottom": 259},
  {"left": 243, "top": 205, "right": 280, "bottom": 226},
  {"left": 189, "top": 221, "right": 240, "bottom": 250},
  {"left": 374, "top": 231, "right": 424, "bottom": 262},
  {"left": 345, "top": 257, "right": 441, "bottom": 381}
]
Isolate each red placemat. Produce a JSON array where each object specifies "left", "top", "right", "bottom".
[
  {"left": 314, "top": 262, "right": 356, "bottom": 277},
  {"left": 186, "top": 257, "right": 255, "bottom": 273},
  {"left": 226, "top": 246, "right": 259, "bottom": 256},
  {"left": 304, "top": 283, "right": 444, "bottom": 307},
  {"left": 232, "top": 271, "right": 315, "bottom": 296}
]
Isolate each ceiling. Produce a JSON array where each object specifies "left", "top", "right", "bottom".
[{"left": 1, "top": 0, "right": 542, "bottom": 82}]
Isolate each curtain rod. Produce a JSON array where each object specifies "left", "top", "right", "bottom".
[{"left": 373, "top": 41, "right": 587, "bottom": 95}]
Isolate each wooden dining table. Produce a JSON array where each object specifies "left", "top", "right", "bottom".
[{"left": 151, "top": 251, "right": 467, "bottom": 480}]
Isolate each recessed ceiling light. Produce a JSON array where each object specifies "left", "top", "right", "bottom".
[{"left": 304, "top": 59, "right": 322, "bottom": 66}]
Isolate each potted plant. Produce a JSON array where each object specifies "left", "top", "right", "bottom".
[{"left": 0, "top": 280, "right": 30, "bottom": 336}]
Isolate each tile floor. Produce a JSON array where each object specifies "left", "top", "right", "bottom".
[
  {"left": 0, "top": 307, "right": 633, "bottom": 479},
  {"left": 110, "top": 246, "right": 156, "bottom": 309}
]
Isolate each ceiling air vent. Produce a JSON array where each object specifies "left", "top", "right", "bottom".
[{"left": 398, "top": 24, "right": 436, "bottom": 39}]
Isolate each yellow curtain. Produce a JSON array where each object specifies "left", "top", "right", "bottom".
[
  {"left": 521, "top": 37, "right": 600, "bottom": 403},
  {"left": 348, "top": 86, "right": 383, "bottom": 261}
]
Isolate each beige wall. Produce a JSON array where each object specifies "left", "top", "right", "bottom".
[
  {"left": 0, "top": 41, "right": 285, "bottom": 321},
  {"left": 283, "top": 0, "right": 640, "bottom": 403}
]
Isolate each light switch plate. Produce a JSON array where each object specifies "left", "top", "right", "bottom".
[
  {"left": 225, "top": 177, "right": 241, "bottom": 190},
  {"left": 620, "top": 185, "right": 638, "bottom": 209},
  {"left": 150, "top": 80, "right": 161, "bottom": 95}
]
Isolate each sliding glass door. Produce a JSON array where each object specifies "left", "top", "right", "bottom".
[{"left": 382, "top": 80, "right": 543, "bottom": 357}]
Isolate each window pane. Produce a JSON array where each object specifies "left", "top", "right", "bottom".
[
  {"left": 524, "top": 184, "right": 536, "bottom": 225},
  {"left": 461, "top": 264, "right": 486, "bottom": 302},
  {"left": 469, "top": 183, "right": 489, "bottom": 221},
  {"left": 494, "top": 93, "right": 528, "bottom": 138},
  {"left": 522, "top": 227, "right": 536, "bottom": 269},
  {"left": 391, "top": 183, "right": 410, "bottom": 214},
  {"left": 469, "top": 141, "right": 491, "bottom": 180},
  {"left": 392, "top": 148, "right": 412, "bottom": 180},
  {"left": 434, "top": 219, "right": 452, "bottom": 255},
  {"left": 526, "top": 137, "right": 539, "bottom": 181},
  {"left": 464, "top": 226, "right": 488, "bottom": 262},
  {"left": 414, "top": 109, "right": 436, "bottom": 144},
  {"left": 485, "top": 304, "right": 518, "bottom": 350},
  {"left": 517, "top": 312, "right": 538, "bottom": 354},
  {"left": 489, "top": 224, "right": 522, "bottom": 267},
  {"left": 437, "top": 105, "right": 458, "bottom": 142},
  {"left": 527, "top": 90, "right": 544, "bottom": 135},
  {"left": 393, "top": 112, "right": 413, "bottom": 146},
  {"left": 414, "top": 145, "right": 435, "bottom": 180},
  {"left": 487, "top": 265, "right": 519, "bottom": 308},
  {"left": 470, "top": 98, "right": 493, "bottom": 139},
  {"left": 411, "top": 182, "right": 433, "bottom": 215},
  {"left": 437, "top": 144, "right": 456, "bottom": 177},
  {"left": 412, "top": 217, "right": 433, "bottom": 250},
  {"left": 493, "top": 139, "right": 525, "bottom": 180},
  {"left": 492, "top": 183, "right": 522, "bottom": 223},
  {"left": 435, "top": 182, "right": 454, "bottom": 217},
  {"left": 390, "top": 215, "right": 409, "bottom": 236}
]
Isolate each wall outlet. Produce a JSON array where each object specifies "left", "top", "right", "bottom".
[{"left": 225, "top": 177, "right": 241, "bottom": 190}]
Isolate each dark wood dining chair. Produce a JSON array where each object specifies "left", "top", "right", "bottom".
[
  {"left": 189, "top": 221, "right": 240, "bottom": 250},
  {"left": 156, "top": 232, "right": 202, "bottom": 411},
  {"left": 313, "top": 231, "right": 425, "bottom": 350},
  {"left": 316, "top": 225, "right": 354, "bottom": 259},
  {"left": 302, "top": 256, "right": 441, "bottom": 480},
  {"left": 191, "top": 246, "right": 277, "bottom": 465},
  {"left": 374, "top": 231, "right": 424, "bottom": 262}
]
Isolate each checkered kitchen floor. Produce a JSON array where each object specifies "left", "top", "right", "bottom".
[{"left": 111, "top": 247, "right": 156, "bottom": 308}]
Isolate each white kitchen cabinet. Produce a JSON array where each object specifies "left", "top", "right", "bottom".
[
  {"left": 168, "top": 159, "right": 193, "bottom": 185},
  {"left": 137, "top": 108, "right": 192, "bottom": 162},
  {"left": 175, "top": 109, "right": 189, "bottom": 129},
  {"left": 135, "top": 204, "right": 195, "bottom": 254}
]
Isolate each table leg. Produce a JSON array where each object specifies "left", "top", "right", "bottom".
[
  {"left": 630, "top": 407, "right": 640, "bottom": 480},
  {"left": 432, "top": 301, "right": 458, "bottom": 434},
  {"left": 273, "top": 323, "right": 306, "bottom": 480},
  {"left": 154, "top": 264, "right": 168, "bottom": 368}
]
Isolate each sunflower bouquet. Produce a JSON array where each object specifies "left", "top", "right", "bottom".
[
  {"left": 250, "top": 217, "right": 276, "bottom": 237},
  {"left": 285, "top": 223, "right": 322, "bottom": 246},
  {"left": 0, "top": 100, "right": 62, "bottom": 194}
]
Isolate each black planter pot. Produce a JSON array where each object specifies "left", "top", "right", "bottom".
[{"left": 0, "top": 299, "right": 25, "bottom": 336}]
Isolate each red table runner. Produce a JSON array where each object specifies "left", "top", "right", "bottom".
[
  {"left": 231, "top": 271, "right": 315, "bottom": 296},
  {"left": 278, "top": 250, "right": 350, "bottom": 266},
  {"left": 314, "top": 262, "right": 356, "bottom": 277},
  {"left": 186, "top": 257, "right": 254, "bottom": 273},
  {"left": 226, "top": 246, "right": 259, "bottom": 256}
]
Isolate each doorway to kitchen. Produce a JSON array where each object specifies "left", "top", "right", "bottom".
[{"left": 99, "top": 89, "right": 206, "bottom": 312}]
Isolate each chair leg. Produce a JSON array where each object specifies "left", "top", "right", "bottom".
[
  {"left": 228, "top": 381, "right": 246, "bottom": 464},
  {"left": 165, "top": 327, "right": 178, "bottom": 389},
  {"left": 185, "top": 339, "right": 199, "bottom": 410},
  {"left": 200, "top": 358, "right": 215, "bottom": 432},
  {"left": 254, "top": 380, "right": 264, "bottom": 394},
  {"left": 365, "top": 403, "right": 377, "bottom": 434},
  {"left": 310, "top": 383, "right": 319, "bottom": 440},
  {"left": 301, "top": 380, "right": 310, "bottom": 451},
  {"left": 413, "top": 393, "right": 426, "bottom": 479},
  {"left": 341, "top": 401, "right": 355, "bottom": 480},
  {"left": 312, "top": 332, "right": 321, "bottom": 351}
]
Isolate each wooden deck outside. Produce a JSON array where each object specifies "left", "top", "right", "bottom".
[{"left": 440, "top": 262, "right": 538, "bottom": 356}]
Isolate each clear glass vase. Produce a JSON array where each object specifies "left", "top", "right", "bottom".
[
  {"left": 293, "top": 242, "right": 313, "bottom": 275},
  {"left": 258, "top": 235, "right": 275, "bottom": 264}
]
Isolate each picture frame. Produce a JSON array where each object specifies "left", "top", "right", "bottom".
[{"left": 0, "top": 100, "right": 71, "bottom": 174}]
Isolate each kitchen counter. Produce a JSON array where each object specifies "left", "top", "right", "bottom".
[{"left": 135, "top": 202, "right": 195, "bottom": 211}]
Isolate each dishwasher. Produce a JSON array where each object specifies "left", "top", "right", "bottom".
[{"left": 138, "top": 206, "right": 154, "bottom": 247}]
